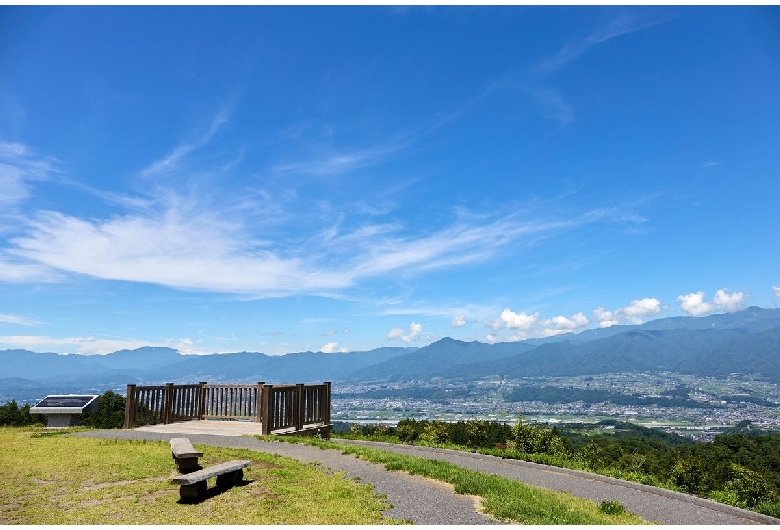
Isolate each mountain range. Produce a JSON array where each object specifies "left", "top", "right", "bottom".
[{"left": 2, "top": 306, "right": 779, "bottom": 402}]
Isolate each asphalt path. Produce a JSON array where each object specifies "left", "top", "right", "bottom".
[{"left": 76, "top": 430, "right": 780, "bottom": 525}]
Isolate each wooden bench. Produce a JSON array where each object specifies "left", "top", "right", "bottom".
[
  {"left": 171, "top": 460, "right": 251, "bottom": 501},
  {"left": 170, "top": 437, "right": 203, "bottom": 473},
  {"left": 169, "top": 437, "right": 250, "bottom": 501}
]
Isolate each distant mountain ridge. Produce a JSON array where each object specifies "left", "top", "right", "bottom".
[{"left": 2, "top": 306, "right": 779, "bottom": 402}]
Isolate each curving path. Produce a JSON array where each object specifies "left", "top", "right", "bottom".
[{"left": 75, "top": 430, "right": 780, "bottom": 525}]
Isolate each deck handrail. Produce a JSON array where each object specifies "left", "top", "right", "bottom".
[{"left": 123, "top": 381, "right": 330, "bottom": 436}]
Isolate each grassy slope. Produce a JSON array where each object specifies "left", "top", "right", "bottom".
[{"left": 0, "top": 427, "right": 397, "bottom": 525}]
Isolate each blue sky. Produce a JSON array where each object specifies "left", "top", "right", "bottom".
[{"left": 1, "top": 6, "right": 779, "bottom": 355}]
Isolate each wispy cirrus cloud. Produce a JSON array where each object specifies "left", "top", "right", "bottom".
[
  {"left": 0, "top": 334, "right": 208, "bottom": 355},
  {"left": 8, "top": 209, "right": 352, "bottom": 295},
  {"left": 271, "top": 140, "right": 409, "bottom": 177},
  {"left": 538, "top": 12, "right": 670, "bottom": 73},
  {"left": 0, "top": 256, "right": 61, "bottom": 283},
  {"left": 0, "top": 141, "right": 60, "bottom": 209},
  {"left": 140, "top": 108, "right": 231, "bottom": 179},
  {"left": 0, "top": 313, "right": 43, "bottom": 326}
]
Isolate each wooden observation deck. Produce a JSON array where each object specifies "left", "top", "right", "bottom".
[{"left": 123, "top": 381, "right": 331, "bottom": 437}]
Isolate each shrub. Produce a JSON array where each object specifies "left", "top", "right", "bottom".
[
  {"left": 420, "top": 421, "right": 450, "bottom": 444},
  {"left": 671, "top": 456, "right": 709, "bottom": 495},
  {"left": 508, "top": 416, "right": 568, "bottom": 456},
  {"left": 598, "top": 500, "right": 626, "bottom": 516},
  {"left": 395, "top": 421, "right": 419, "bottom": 443},
  {"left": 724, "top": 463, "right": 775, "bottom": 508}
]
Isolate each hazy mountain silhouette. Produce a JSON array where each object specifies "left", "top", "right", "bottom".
[{"left": 2, "top": 307, "right": 779, "bottom": 402}]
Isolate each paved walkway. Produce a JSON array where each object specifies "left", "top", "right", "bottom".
[{"left": 76, "top": 426, "right": 780, "bottom": 525}]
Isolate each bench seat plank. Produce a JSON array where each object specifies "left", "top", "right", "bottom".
[
  {"left": 170, "top": 437, "right": 203, "bottom": 459},
  {"left": 171, "top": 460, "right": 251, "bottom": 485}
]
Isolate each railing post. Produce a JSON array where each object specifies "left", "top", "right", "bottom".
[
  {"left": 123, "top": 384, "right": 136, "bottom": 429},
  {"left": 256, "top": 382, "right": 264, "bottom": 423},
  {"left": 261, "top": 384, "right": 273, "bottom": 435},
  {"left": 296, "top": 383, "right": 304, "bottom": 432},
  {"left": 197, "top": 382, "right": 207, "bottom": 420},
  {"left": 324, "top": 381, "right": 331, "bottom": 427},
  {"left": 164, "top": 383, "right": 174, "bottom": 424}
]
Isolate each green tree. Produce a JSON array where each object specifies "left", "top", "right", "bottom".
[
  {"left": 0, "top": 400, "right": 43, "bottom": 427},
  {"left": 78, "top": 391, "right": 126, "bottom": 429}
]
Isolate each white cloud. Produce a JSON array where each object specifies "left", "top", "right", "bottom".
[
  {"left": 320, "top": 341, "right": 347, "bottom": 353},
  {"left": 388, "top": 321, "right": 423, "bottom": 343},
  {"left": 0, "top": 313, "right": 42, "bottom": 326},
  {"left": 593, "top": 307, "right": 619, "bottom": 328},
  {"left": 9, "top": 210, "right": 352, "bottom": 295},
  {"left": 6, "top": 199, "right": 591, "bottom": 300},
  {"left": 678, "top": 289, "right": 746, "bottom": 316},
  {"left": 500, "top": 309, "right": 540, "bottom": 330},
  {"left": 594, "top": 298, "right": 661, "bottom": 327},
  {"left": 620, "top": 297, "right": 661, "bottom": 324},
  {"left": 774, "top": 286, "right": 780, "bottom": 297},
  {"left": 677, "top": 291, "right": 712, "bottom": 316},
  {"left": 451, "top": 315, "right": 467, "bottom": 328},
  {"left": 0, "top": 334, "right": 208, "bottom": 355},
  {"left": 321, "top": 329, "right": 338, "bottom": 336},
  {"left": 544, "top": 312, "right": 589, "bottom": 331},
  {"left": 712, "top": 289, "right": 746, "bottom": 313}
]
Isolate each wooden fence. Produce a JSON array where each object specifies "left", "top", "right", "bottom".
[{"left": 123, "top": 381, "right": 331, "bottom": 435}]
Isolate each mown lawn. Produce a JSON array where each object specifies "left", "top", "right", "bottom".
[{"left": 0, "top": 427, "right": 398, "bottom": 525}]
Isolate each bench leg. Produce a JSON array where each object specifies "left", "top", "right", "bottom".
[
  {"left": 179, "top": 481, "right": 207, "bottom": 502},
  {"left": 216, "top": 469, "right": 243, "bottom": 488},
  {"left": 175, "top": 456, "right": 201, "bottom": 473}
]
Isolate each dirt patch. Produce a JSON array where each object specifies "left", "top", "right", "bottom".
[
  {"left": 31, "top": 478, "right": 59, "bottom": 485},
  {"left": 81, "top": 476, "right": 170, "bottom": 491},
  {"left": 77, "top": 495, "right": 136, "bottom": 508},
  {"left": 244, "top": 482, "right": 283, "bottom": 499},
  {"left": 81, "top": 479, "right": 138, "bottom": 491},
  {"left": 139, "top": 489, "right": 176, "bottom": 503},
  {"left": 251, "top": 460, "right": 282, "bottom": 469}
]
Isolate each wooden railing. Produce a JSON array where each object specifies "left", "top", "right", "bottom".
[{"left": 123, "top": 381, "right": 330, "bottom": 436}]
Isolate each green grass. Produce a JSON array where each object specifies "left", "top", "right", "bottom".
[
  {"left": 0, "top": 427, "right": 399, "bottom": 525},
  {"left": 274, "top": 436, "right": 649, "bottom": 524}
]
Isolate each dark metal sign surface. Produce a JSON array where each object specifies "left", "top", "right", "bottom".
[{"left": 34, "top": 395, "right": 96, "bottom": 408}]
